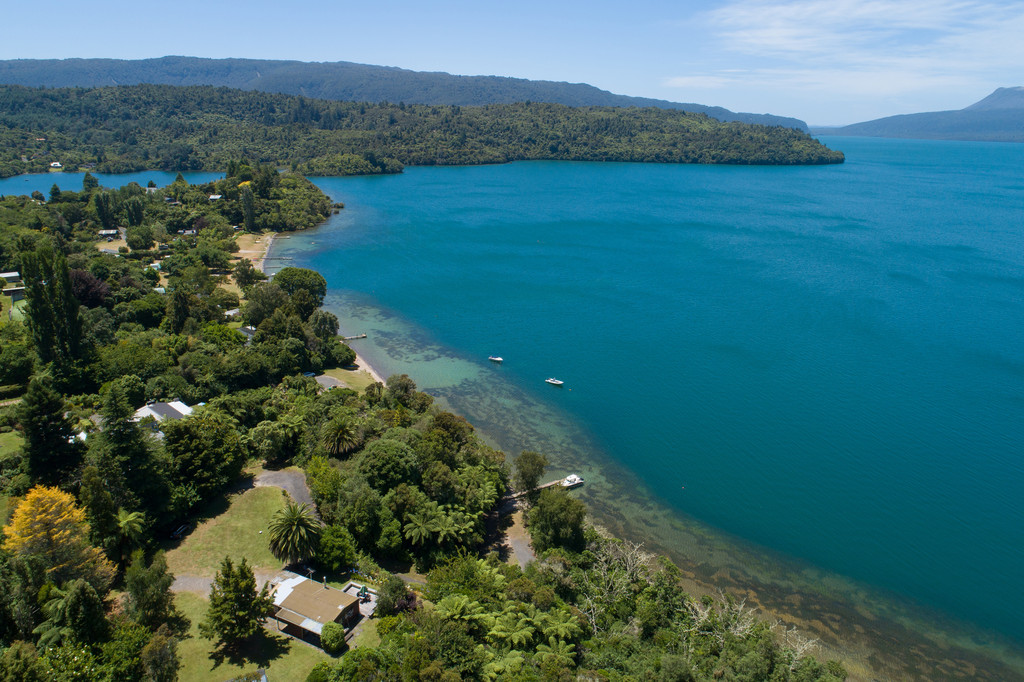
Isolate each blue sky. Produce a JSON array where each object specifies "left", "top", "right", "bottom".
[{"left": 3, "top": 0, "right": 1022, "bottom": 125}]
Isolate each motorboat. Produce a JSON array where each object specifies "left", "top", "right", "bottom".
[
  {"left": 545, "top": 378, "right": 564, "bottom": 386},
  {"left": 488, "top": 356, "right": 503, "bottom": 363},
  {"left": 562, "top": 474, "right": 584, "bottom": 488}
]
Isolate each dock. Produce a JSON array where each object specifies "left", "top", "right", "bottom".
[
  {"left": 507, "top": 476, "right": 581, "bottom": 500},
  {"left": 343, "top": 334, "right": 368, "bottom": 340}
]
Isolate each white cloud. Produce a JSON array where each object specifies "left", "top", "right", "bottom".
[{"left": 659, "top": 0, "right": 1024, "bottom": 122}]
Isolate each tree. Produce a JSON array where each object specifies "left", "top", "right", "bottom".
[
  {"left": 272, "top": 267, "right": 327, "bottom": 308},
  {"left": 98, "top": 621, "right": 149, "bottom": 681},
  {"left": 199, "top": 557, "right": 273, "bottom": 649},
  {"left": 20, "top": 242, "right": 82, "bottom": 377},
  {"left": 358, "top": 439, "right": 417, "bottom": 493},
  {"left": 241, "top": 282, "right": 288, "bottom": 327},
  {"left": 125, "top": 222, "right": 153, "bottom": 249},
  {"left": 2, "top": 486, "right": 115, "bottom": 591},
  {"left": 163, "top": 414, "right": 245, "bottom": 515},
  {"left": 78, "top": 465, "right": 119, "bottom": 558},
  {"left": 140, "top": 624, "right": 181, "bottom": 682},
  {"left": 375, "top": 573, "right": 415, "bottom": 616},
  {"left": 82, "top": 172, "right": 99, "bottom": 192},
  {"left": 268, "top": 500, "right": 322, "bottom": 566},
  {"left": 115, "top": 508, "right": 146, "bottom": 566},
  {"left": 0, "top": 641, "right": 44, "bottom": 682},
  {"left": 315, "top": 524, "right": 358, "bottom": 574},
  {"left": 125, "top": 550, "right": 185, "bottom": 632},
  {"left": 513, "top": 450, "right": 548, "bottom": 500},
  {"left": 320, "top": 621, "right": 346, "bottom": 655},
  {"left": 33, "top": 579, "right": 109, "bottom": 648},
  {"left": 527, "top": 487, "right": 587, "bottom": 553},
  {"left": 240, "top": 185, "right": 256, "bottom": 232},
  {"left": 48, "top": 183, "right": 62, "bottom": 203},
  {"left": 321, "top": 415, "right": 360, "bottom": 457},
  {"left": 233, "top": 258, "right": 266, "bottom": 292},
  {"left": 17, "top": 374, "right": 81, "bottom": 485}
]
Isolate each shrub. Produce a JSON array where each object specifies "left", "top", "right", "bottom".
[{"left": 320, "top": 621, "right": 346, "bottom": 655}]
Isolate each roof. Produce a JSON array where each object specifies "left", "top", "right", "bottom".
[
  {"left": 0, "top": 271, "right": 20, "bottom": 280},
  {"left": 272, "top": 577, "right": 358, "bottom": 634},
  {"left": 133, "top": 401, "right": 193, "bottom": 423}
]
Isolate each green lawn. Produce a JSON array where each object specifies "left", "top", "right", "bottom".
[
  {"left": 166, "top": 486, "right": 288, "bottom": 578},
  {"left": 175, "top": 591, "right": 329, "bottom": 682},
  {"left": 350, "top": 618, "right": 380, "bottom": 649},
  {"left": 0, "top": 430, "right": 22, "bottom": 459},
  {"left": 323, "top": 366, "right": 376, "bottom": 393}
]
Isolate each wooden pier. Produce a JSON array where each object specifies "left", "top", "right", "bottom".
[
  {"left": 343, "top": 334, "right": 368, "bottom": 340},
  {"left": 507, "top": 476, "right": 580, "bottom": 500}
]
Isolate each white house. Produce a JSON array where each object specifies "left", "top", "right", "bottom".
[{"left": 133, "top": 401, "right": 193, "bottom": 424}]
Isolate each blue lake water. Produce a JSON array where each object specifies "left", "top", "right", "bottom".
[{"left": 4, "top": 140, "right": 1022, "bottom": 675}]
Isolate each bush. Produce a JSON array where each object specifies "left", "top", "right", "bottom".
[{"left": 320, "top": 621, "right": 346, "bottom": 655}]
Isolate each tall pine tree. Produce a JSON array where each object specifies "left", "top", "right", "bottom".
[
  {"left": 20, "top": 242, "right": 82, "bottom": 381},
  {"left": 198, "top": 557, "right": 272, "bottom": 649},
  {"left": 17, "top": 375, "right": 80, "bottom": 485}
]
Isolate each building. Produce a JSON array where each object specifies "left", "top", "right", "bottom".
[
  {"left": 270, "top": 576, "right": 360, "bottom": 645},
  {"left": 133, "top": 401, "right": 193, "bottom": 424}
]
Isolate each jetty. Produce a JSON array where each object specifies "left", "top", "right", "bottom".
[
  {"left": 343, "top": 333, "right": 368, "bottom": 340},
  {"left": 507, "top": 476, "right": 583, "bottom": 501}
]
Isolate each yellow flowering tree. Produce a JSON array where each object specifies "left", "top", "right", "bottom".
[{"left": 2, "top": 485, "right": 115, "bottom": 592}]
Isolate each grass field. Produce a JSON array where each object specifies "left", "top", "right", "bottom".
[
  {"left": 165, "top": 486, "right": 288, "bottom": 578},
  {"left": 323, "top": 366, "right": 376, "bottom": 394},
  {"left": 174, "top": 591, "right": 329, "bottom": 682},
  {"left": 0, "top": 430, "right": 22, "bottom": 459}
]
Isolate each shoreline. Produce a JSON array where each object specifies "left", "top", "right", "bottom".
[
  {"left": 257, "top": 230, "right": 387, "bottom": 387},
  {"left": 250, "top": 197, "right": 1024, "bottom": 681}
]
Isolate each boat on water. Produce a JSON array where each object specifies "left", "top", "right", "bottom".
[
  {"left": 562, "top": 474, "right": 584, "bottom": 488},
  {"left": 545, "top": 378, "right": 564, "bottom": 386},
  {"left": 488, "top": 356, "right": 503, "bottom": 363}
]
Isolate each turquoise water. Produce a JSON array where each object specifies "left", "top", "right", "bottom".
[
  {"left": 4, "top": 141, "right": 1023, "bottom": 672},
  {"left": 275, "top": 138, "right": 1024, "bottom": 671}
]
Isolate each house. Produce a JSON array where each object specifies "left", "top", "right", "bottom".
[
  {"left": 269, "top": 576, "right": 360, "bottom": 646},
  {"left": 238, "top": 325, "right": 257, "bottom": 343},
  {"left": 50, "top": 161, "right": 62, "bottom": 169},
  {"left": 208, "top": 194, "right": 223, "bottom": 201},
  {"left": 133, "top": 401, "right": 193, "bottom": 424},
  {"left": 98, "top": 229, "right": 119, "bottom": 240}
]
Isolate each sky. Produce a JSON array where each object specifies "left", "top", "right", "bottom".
[{"left": 3, "top": 0, "right": 1023, "bottom": 125}]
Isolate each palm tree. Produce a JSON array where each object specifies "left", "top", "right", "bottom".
[
  {"left": 403, "top": 510, "right": 436, "bottom": 546},
  {"left": 535, "top": 636, "right": 576, "bottom": 667},
  {"left": 268, "top": 501, "right": 322, "bottom": 566},
  {"left": 116, "top": 508, "right": 146, "bottom": 566},
  {"left": 540, "top": 607, "right": 582, "bottom": 642},
  {"left": 321, "top": 415, "right": 360, "bottom": 457}
]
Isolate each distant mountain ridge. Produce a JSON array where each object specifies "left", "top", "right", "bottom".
[
  {"left": 0, "top": 56, "right": 807, "bottom": 130},
  {"left": 813, "top": 87, "right": 1024, "bottom": 142}
]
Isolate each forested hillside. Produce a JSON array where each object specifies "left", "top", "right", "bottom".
[
  {"left": 814, "top": 87, "right": 1024, "bottom": 142},
  {"left": 0, "top": 56, "right": 808, "bottom": 130},
  {"left": 0, "top": 84, "right": 844, "bottom": 178}
]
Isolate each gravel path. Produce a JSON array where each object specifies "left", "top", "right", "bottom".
[
  {"left": 172, "top": 569, "right": 281, "bottom": 597},
  {"left": 254, "top": 469, "right": 314, "bottom": 507}
]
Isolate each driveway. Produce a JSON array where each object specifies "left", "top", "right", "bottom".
[{"left": 254, "top": 469, "right": 314, "bottom": 508}]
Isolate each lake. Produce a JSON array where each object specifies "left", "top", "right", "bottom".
[{"left": 4, "top": 139, "right": 1023, "bottom": 678}]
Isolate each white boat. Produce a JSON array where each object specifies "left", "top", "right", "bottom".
[
  {"left": 545, "top": 378, "right": 564, "bottom": 386},
  {"left": 488, "top": 356, "right": 503, "bottom": 363},
  {"left": 562, "top": 474, "right": 584, "bottom": 488}
]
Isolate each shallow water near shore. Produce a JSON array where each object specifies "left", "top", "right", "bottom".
[{"left": 268, "top": 138, "right": 1024, "bottom": 679}]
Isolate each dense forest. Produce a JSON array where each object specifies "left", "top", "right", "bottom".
[
  {"left": 0, "top": 172, "right": 849, "bottom": 679},
  {"left": 0, "top": 56, "right": 808, "bottom": 130},
  {"left": 0, "top": 84, "right": 844, "bottom": 179}
]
